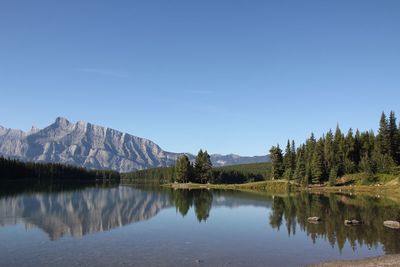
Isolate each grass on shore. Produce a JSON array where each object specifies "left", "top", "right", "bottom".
[
  {"left": 163, "top": 172, "right": 400, "bottom": 199},
  {"left": 163, "top": 179, "right": 298, "bottom": 192}
]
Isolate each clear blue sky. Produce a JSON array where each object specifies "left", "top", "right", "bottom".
[{"left": 1, "top": 0, "right": 399, "bottom": 156}]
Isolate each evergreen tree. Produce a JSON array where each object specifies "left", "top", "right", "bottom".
[
  {"left": 360, "top": 130, "right": 375, "bottom": 158},
  {"left": 269, "top": 145, "right": 284, "bottom": 179},
  {"left": 354, "top": 129, "right": 362, "bottom": 166},
  {"left": 333, "top": 125, "right": 345, "bottom": 176},
  {"left": 175, "top": 155, "right": 192, "bottom": 183},
  {"left": 283, "top": 140, "right": 294, "bottom": 179},
  {"left": 291, "top": 140, "right": 296, "bottom": 171},
  {"left": 398, "top": 121, "right": 400, "bottom": 163},
  {"left": 328, "top": 166, "right": 338, "bottom": 186},
  {"left": 294, "top": 148, "right": 307, "bottom": 185},
  {"left": 324, "top": 130, "right": 334, "bottom": 173},
  {"left": 377, "top": 112, "right": 390, "bottom": 155},
  {"left": 194, "top": 150, "right": 213, "bottom": 183},
  {"left": 359, "top": 153, "right": 375, "bottom": 175},
  {"left": 388, "top": 111, "right": 399, "bottom": 163},
  {"left": 310, "top": 141, "right": 324, "bottom": 184},
  {"left": 343, "top": 128, "right": 356, "bottom": 173}
]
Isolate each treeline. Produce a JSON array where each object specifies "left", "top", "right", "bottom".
[
  {"left": 121, "top": 166, "right": 176, "bottom": 184},
  {"left": 123, "top": 153, "right": 268, "bottom": 184},
  {"left": 121, "top": 150, "right": 213, "bottom": 183},
  {"left": 269, "top": 111, "right": 400, "bottom": 185},
  {"left": 128, "top": 150, "right": 214, "bottom": 184},
  {"left": 0, "top": 157, "right": 120, "bottom": 182},
  {"left": 213, "top": 162, "right": 272, "bottom": 181},
  {"left": 175, "top": 149, "right": 265, "bottom": 184}
]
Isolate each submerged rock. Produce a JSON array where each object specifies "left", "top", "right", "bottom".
[
  {"left": 384, "top": 220, "right": 400, "bottom": 229},
  {"left": 307, "top": 217, "right": 321, "bottom": 223},
  {"left": 345, "top": 219, "right": 361, "bottom": 225}
]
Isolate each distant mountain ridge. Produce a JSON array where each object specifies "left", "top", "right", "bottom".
[{"left": 0, "top": 117, "right": 269, "bottom": 172}]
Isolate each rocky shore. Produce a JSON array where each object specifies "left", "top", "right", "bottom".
[{"left": 312, "top": 254, "right": 400, "bottom": 267}]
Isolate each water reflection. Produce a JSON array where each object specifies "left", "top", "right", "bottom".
[
  {"left": 0, "top": 185, "right": 399, "bottom": 255},
  {"left": 0, "top": 186, "right": 170, "bottom": 240},
  {"left": 170, "top": 190, "right": 213, "bottom": 221},
  {"left": 268, "top": 192, "right": 400, "bottom": 254}
]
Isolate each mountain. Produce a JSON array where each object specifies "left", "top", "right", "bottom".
[{"left": 0, "top": 117, "right": 269, "bottom": 172}]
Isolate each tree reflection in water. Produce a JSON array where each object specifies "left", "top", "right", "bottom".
[
  {"left": 170, "top": 189, "right": 213, "bottom": 222},
  {"left": 269, "top": 192, "right": 400, "bottom": 254},
  {"left": 1, "top": 184, "right": 400, "bottom": 255}
]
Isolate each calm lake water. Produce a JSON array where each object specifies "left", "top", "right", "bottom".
[{"left": 0, "top": 185, "right": 400, "bottom": 267}]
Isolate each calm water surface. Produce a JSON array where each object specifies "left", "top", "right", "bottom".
[{"left": 0, "top": 185, "right": 400, "bottom": 267}]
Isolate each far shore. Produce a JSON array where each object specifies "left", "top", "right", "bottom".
[
  {"left": 162, "top": 180, "right": 296, "bottom": 191},
  {"left": 162, "top": 180, "right": 400, "bottom": 200}
]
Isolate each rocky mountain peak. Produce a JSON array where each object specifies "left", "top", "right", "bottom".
[
  {"left": 0, "top": 117, "right": 269, "bottom": 172},
  {"left": 28, "top": 126, "right": 40, "bottom": 135},
  {"left": 54, "top": 117, "right": 71, "bottom": 127}
]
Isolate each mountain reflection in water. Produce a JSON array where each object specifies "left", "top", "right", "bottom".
[{"left": 0, "top": 185, "right": 399, "bottom": 255}]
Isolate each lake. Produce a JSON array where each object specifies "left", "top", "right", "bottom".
[{"left": 0, "top": 185, "right": 399, "bottom": 266}]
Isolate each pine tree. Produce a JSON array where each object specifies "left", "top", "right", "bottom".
[
  {"left": 377, "top": 112, "right": 390, "bottom": 155},
  {"left": 359, "top": 153, "right": 375, "bottom": 175},
  {"left": 283, "top": 140, "right": 293, "bottom": 179},
  {"left": 194, "top": 149, "right": 204, "bottom": 183},
  {"left": 354, "top": 129, "right": 362, "bottom": 166},
  {"left": 333, "top": 125, "right": 345, "bottom": 176},
  {"left": 359, "top": 153, "right": 376, "bottom": 184},
  {"left": 324, "top": 130, "right": 334, "bottom": 174},
  {"left": 269, "top": 145, "right": 284, "bottom": 179},
  {"left": 328, "top": 166, "right": 337, "bottom": 186},
  {"left": 194, "top": 150, "right": 212, "bottom": 183},
  {"left": 290, "top": 140, "right": 296, "bottom": 178},
  {"left": 398, "top": 122, "right": 400, "bottom": 164},
  {"left": 291, "top": 140, "right": 296, "bottom": 167},
  {"left": 175, "top": 155, "right": 192, "bottom": 183},
  {"left": 388, "top": 111, "right": 399, "bottom": 163},
  {"left": 294, "top": 148, "right": 306, "bottom": 185},
  {"left": 202, "top": 150, "right": 213, "bottom": 183},
  {"left": 310, "top": 141, "right": 324, "bottom": 184},
  {"left": 343, "top": 128, "right": 356, "bottom": 173}
]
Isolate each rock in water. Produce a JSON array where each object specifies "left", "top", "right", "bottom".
[
  {"left": 345, "top": 219, "right": 361, "bottom": 225},
  {"left": 384, "top": 220, "right": 400, "bottom": 229},
  {"left": 307, "top": 217, "right": 321, "bottom": 223}
]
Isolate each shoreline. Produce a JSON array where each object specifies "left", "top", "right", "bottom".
[
  {"left": 162, "top": 180, "right": 400, "bottom": 201},
  {"left": 163, "top": 180, "right": 399, "bottom": 192},
  {"left": 311, "top": 254, "right": 400, "bottom": 267},
  {"left": 162, "top": 180, "right": 297, "bottom": 191}
]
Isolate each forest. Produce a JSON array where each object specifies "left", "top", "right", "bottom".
[
  {"left": 269, "top": 111, "right": 400, "bottom": 185},
  {"left": 122, "top": 151, "right": 268, "bottom": 184},
  {"left": 0, "top": 157, "right": 120, "bottom": 182},
  {"left": 4, "top": 111, "right": 399, "bottom": 187}
]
